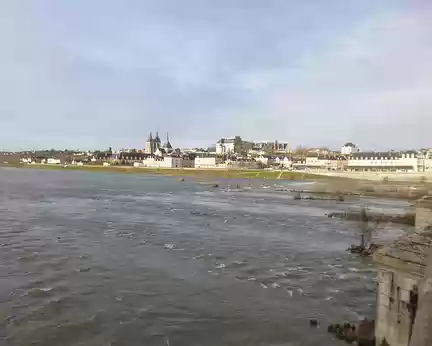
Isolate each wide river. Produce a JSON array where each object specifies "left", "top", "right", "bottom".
[{"left": 0, "top": 168, "right": 411, "bottom": 346}]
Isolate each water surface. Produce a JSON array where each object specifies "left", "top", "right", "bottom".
[{"left": 0, "top": 168, "right": 410, "bottom": 346}]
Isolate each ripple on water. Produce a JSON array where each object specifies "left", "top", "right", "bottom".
[{"left": 0, "top": 170, "right": 396, "bottom": 346}]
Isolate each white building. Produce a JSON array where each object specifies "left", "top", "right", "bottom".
[
  {"left": 274, "top": 157, "right": 293, "bottom": 168},
  {"left": 194, "top": 157, "right": 222, "bottom": 168},
  {"left": 305, "top": 155, "right": 344, "bottom": 170},
  {"left": 341, "top": 142, "right": 359, "bottom": 155},
  {"left": 137, "top": 156, "right": 184, "bottom": 168},
  {"left": 215, "top": 136, "right": 243, "bottom": 155},
  {"left": 47, "top": 158, "right": 61, "bottom": 165},
  {"left": 163, "top": 156, "right": 182, "bottom": 168},
  {"left": 347, "top": 151, "right": 418, "bottom": 172}
]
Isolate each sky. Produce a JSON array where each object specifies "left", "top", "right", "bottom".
[{"left": 1, "top": 0, "right": 431, "bottom": 150}]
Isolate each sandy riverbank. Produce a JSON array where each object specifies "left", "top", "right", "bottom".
[
  {"left": 315, "top": 171, "right": 432, "bottom": 182},
  {"left": 0, "top": 164, "right": 331, "bottom": 181}
]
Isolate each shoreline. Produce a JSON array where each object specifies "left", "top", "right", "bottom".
[
  {"left": 2, "top": 164, "right": 431, "bottom": 200},
  {"left": 0, "top": 163, "right": 330, "bottom": 181}
]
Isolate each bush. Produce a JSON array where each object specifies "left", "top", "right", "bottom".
[
  {"left": 382, "top": 176, "right": 389, "bottom": 183},
  {"left": 420, "top": 176, "right": 427, "bottom": 183}
]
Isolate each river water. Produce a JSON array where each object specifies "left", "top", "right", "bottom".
[{"left": 0, "top": 168, "right": 411, "bottom": 346}]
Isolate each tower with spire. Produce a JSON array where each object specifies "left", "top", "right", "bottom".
[
  {"left": 146, "top": 132, "right": 154, "bottom": 154},
  {"left": 163, "top": 132, "right": 173, "bottom": 153},
  {"left": 155, "top": 130, "right": 161, "bottom": 151}
]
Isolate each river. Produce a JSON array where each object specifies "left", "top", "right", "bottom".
[{"left": 0, "top": 168, "right": 411, "bottom": 346}]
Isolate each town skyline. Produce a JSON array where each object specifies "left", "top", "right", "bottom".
[{"left": 0, "top": 135, "right": 426, "bottom": 154}]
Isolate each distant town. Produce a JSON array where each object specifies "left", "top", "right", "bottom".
[{"left": 1, "top": 131, "right": 432, "bottom": 172}]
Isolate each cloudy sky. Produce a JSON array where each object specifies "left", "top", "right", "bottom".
[{"left": 1, "top": 0, "right": 431, "bottom": 150}]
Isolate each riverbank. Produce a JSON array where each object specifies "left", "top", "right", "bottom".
[
  {"left": 0, "top": 163, "right": 332, "bottom": 181},
  {"left": 316, "top": 171, "right": 432, "bottom": 183},
  {"left": 3, "top": 163, "right": 431, "bottom": 200}
]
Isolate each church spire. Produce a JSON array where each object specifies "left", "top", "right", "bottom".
[
  {"left": 164, "top": 131, "right": 173, "bottom": 150},
  {"left": 147, "top": 132, "right": 153, "bottom": 142}
]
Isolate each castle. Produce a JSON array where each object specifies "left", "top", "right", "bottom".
[{"left": 145, "top": 131, "right": 173, "bottom": 156}]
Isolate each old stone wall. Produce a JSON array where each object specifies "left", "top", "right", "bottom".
[
  {"left": 375, "top": 269, "right": 420, "bottom": 346},
  {"left": 415, "top": 207, "right": 432, "bottom": 234}
]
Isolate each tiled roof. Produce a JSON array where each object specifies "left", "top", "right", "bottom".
[{"left": 351, "top": 151, "right": 417, "bottom": 158}]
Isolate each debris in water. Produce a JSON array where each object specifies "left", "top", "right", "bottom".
[
  {"left": 164, "top": 244, "right": 175, "bottom": 250},
  {"left": 215, "top": 263, "right": 226, "bottom": 269},
  {"left": 309, "top": 319, "right": 319, "bottom": 327},
  {"left": 260, "top": 283, "right": 268, "bottom": 289},
  {"left": 271, "top": 283, "right": 280, "bottom": 288}
]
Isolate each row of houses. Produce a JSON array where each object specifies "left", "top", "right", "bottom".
[{"left": 19, "top": 150, "right": 432, "bottom": 172}]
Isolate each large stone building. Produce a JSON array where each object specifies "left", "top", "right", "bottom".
[
  {"left": 305, "top": 154, "right": 346, "bottom": 170},
  {"left": 215, "top": 136, "right": 244, "bottom": 155},
  {"left": 251, "top": 141, "right": 290, "bottom": 154},
  {"left": 347, "top": 151, "right": 418, "bottom": 172},
  {"left": 194, "top": 157, "right": 222, "bottom": 168},
  {"left": 374, "top": 196, "right": 432, "bottom": 346}
]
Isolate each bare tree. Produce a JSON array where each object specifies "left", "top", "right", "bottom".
[{"left": 352, "top": 206, "right": 381, "bottom": 254}]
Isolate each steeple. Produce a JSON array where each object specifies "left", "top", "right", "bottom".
[
  {"left": 155, "top": 130, "right": 161, "bottom": 143},
  {"left": 163, "top": 132, "right": 173, "bottom": 150},
  {"left": 146, "top": 132, "right": 155, "bottom": 154}
]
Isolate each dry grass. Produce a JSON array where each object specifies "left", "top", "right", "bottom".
[{"left": 5, "top": 164, "right": 332, "bottom": 181}]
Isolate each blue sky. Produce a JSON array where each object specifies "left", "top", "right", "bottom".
[{"left": 1, "top": 0, "right": 431, "bottom": 150}]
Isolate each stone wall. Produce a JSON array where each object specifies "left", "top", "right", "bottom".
[
  {"left": 375, "top": 269, "right": 420, "bottom": 346},
  {"left": 374, "top": 196, "right": 432, "bottom": 346},
  {"left": 415, "top": 207, "right": 432, "bottom": 234}
]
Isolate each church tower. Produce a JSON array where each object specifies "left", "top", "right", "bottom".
[
  {"left": 154, "top": 131, "right": 161, "bottom": 152},
  {"left": 146, "top": 132, "right": 154, "bottom": 154},
  {"left": 163, "top": 132, "right": 173, "bottom": 153}
]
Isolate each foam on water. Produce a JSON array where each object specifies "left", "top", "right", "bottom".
[{"left": 0, "top": 168, "right": 409, "bottom": 346}]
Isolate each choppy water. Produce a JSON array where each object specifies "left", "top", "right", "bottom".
[{"left": 0, "top": 168, "right": 411, "bottom": 346}]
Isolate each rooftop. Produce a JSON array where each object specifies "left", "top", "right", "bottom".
[{"left": 351, "top": 151, "right": 418, "bottom": 158}]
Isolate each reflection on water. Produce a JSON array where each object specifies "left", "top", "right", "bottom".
[{"left": 0, "top": 168, "right": 411, "bottom": 346}]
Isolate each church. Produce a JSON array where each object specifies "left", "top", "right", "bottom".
[{"left": 145, "top": 131, "right": 175, "bottom": 157}]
